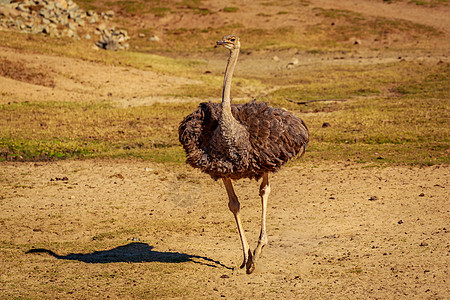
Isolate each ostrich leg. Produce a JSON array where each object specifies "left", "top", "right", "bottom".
[
  {"left": 222, "top": 178, "right": 250, "bottom": 269},
  {"left": 246, "top": 172, "right": 270, "bottom": 274}
]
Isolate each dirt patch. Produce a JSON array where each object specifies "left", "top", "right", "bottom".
[
  {"left": 313, "top": 0, "right": 450, "bottom": 36},
  {"left": 0, "top": 160, "right": 448, "bottom": 298},
  {"left": 0, "top": 57, "right": 55, "bottom": 87},
  {"left": 0, "top": 47, "right": 200, "bottom": 106}
]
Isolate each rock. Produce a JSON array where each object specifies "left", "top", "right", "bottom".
[
  {"left": 54, "top": 0, "right": 68, "bottom": 10},
  {"left": 66, "top": 22, "right": 76, "bottom": 31},
  {"left": 1, "top": 0, "right": 131, "bottom": 49},
  {"left": 87, "top": 14, "right": 98, "bottom": 24},
  {"left": 96, "top": 28, "right": 130, "bottom": 51},
  {"left": 17, "top": 4, "right": 29, "bottom": 13},
  {"left": 322, "top": 122, "right": 331, "bottom": 128},
  {"left": 67, "top": 2, "right": 78, "bottom": 11},
  {"left": 39, "top": 9, "right": 50, "bottom": 19},
  {"left": 286, "top": 59, "right": 298, "bottom": 69},
  {"left": 272, "top": 56, "right": 280, "bottom": 61},
  {"left": 286, "top": 63, "right": 295, "bottom": 69},
  {"left": 138, "top": 33, "right": 145, "bottom": 38},
  {"left": 97, "top": 22, "right": 106, "bottom": 30},
  {"left": 368, "top": 196, "right": 378, "bottom": 201},
  {"left": 0, "top": 6, "right": 20, "bottom": 17},
  {"left": 45, "top": 3, "right": 55, "bottom": 11},
  {"left": 32, "top": 24, "right": 44, "bottom": 34},
  {"left": 148, "top": 35, "right": 159, "bottom": 42},
  {"left": 105, "top": 10, "right": 114, "bottom": 18},
  {"left": 68, "top": 10, "right": 76, "bottom": 19},
  {"left": 65, "top": 28, "right": 74, "bottom": 37},
  {"left": 75, "top": 17, "right": 84, "bottom": 26}
]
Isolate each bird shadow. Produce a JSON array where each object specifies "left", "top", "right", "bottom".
[{"left": 26, "top": 242, "right": 232, "bottom": 269}]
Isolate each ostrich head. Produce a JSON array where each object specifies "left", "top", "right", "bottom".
[{"left": 216, "top": 35, "right": 240, "bottom": 51}]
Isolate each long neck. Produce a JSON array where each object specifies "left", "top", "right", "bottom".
[{"left": 221, "top": 48, "right": 239, "bottom": 115}]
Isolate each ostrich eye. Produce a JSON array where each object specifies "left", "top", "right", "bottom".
[{"left": 230, "top": 38, "right": 236, "bottom": 42}]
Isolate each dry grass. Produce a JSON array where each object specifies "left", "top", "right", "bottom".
[
  {"left": 0, "top": 31, "right": 449, "bottom": 165},
  {"left": 1, "top": 57, "right": 448, "bottom": 165}
]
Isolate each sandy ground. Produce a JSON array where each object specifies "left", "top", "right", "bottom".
[{"left": 0, "top": 160, "right": 448, "bottom": 298}]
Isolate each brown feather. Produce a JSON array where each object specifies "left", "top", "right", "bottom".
[{"left": 178, "top": 101, "right": 309, "bottom": 181}]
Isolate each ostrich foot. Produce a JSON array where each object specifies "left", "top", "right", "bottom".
[
  {"left": 246, "top": 249, "right": 256, "bottom": 274},
  {"left": 239, "top": 254, "right": 248, "bottom": 269},
  {"left": 246, "top": 242, "right": 266, "bottom": 274}
]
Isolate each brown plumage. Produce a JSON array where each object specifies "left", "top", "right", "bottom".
[
  {"left": 178, "top": 35, "right": 309, "bottom": 274},
  {"left": 179, "top": 101, "right": 309, "bottom": 180}
]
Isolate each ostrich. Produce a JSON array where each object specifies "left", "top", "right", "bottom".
[{"left": 178, "top": 35, "right": 309, "bottom": 274}]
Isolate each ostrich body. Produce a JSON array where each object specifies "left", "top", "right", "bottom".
[{"left": 178, "top": 35, "right": 309, "bottom": 274}]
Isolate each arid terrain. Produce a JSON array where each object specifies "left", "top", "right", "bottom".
[
  {"left": 1, "top": 0, "right": 449, "bottom": 299},
  {"left": 1, "top": 161, "right": 448, "bottom": 298}
]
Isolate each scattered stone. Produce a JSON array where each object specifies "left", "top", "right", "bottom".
[
  {"left": 0, "top": 0, "right": 128, "bottom": 50},
  {"left": 0, "top": 5, "right": 20, "bottom": 17},
  {"left": 419, "top": 193, "right": 425, "bottom": 197},
  {"left": 419, "top": 241, "right": 428, "bottom": 247},
  {"left": 272, "top": 55, "right": 280, "bottom": 61},
  {"left": 368, "top": 196, "right": 378, "bottom": 201},
  {"left": 75, "top": 17, "right": 85, "bottom": 26},
  {"left": 138, "top": 33, "right": 145, "bottom": 38},
  {"left": 95, "top": 28, "right": 130, "bottom": 50},
  {"left": 322, "top": 122, "right": 331, "bottom": 128},
  {"left": 55, "top": 0, "right": 68, "bottom": 10},
  {"left": 109, "top": 173, "right": 125, "bottom": 179},
  {"left": 50, "top": 176, "right": 69, "bottom": 181},
  {"left": 66, "top": 22, "right": 77, "bottom": 31},
  {"left": 148, "top": 35, "right": 160, "bottom": 42},
  {"left": 105, "top": 10, "right": 115, "bottom": 18},
  {"left": 286, "top": 58, "right": 299, "bottom": 69},
  {"left": 397, "top": 220, "right": 403, "bottom": 224},
  {"left": 97, "top": 22, "right": 106, "bottom": 31}
]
